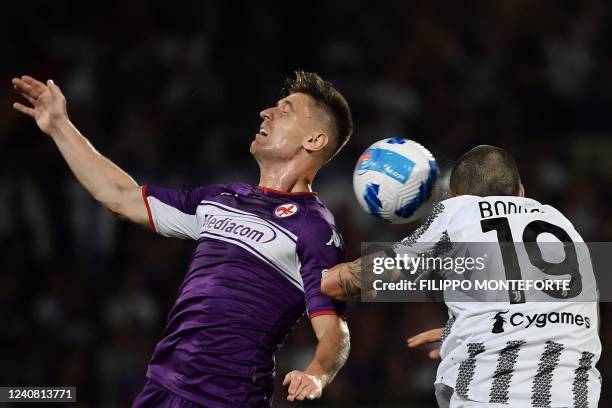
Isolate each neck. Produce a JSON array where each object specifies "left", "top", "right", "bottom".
[{"left": 257, "top": 158, "right": 318, "bottom": 193}]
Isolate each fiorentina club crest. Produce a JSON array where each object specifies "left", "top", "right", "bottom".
[{"left": 274, "top": 203, "right": 298, "bottom": 218}]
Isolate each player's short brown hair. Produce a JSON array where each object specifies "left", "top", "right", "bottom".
[
  {"left": 449, "top": 145, "right": 521, "bottom": 197},
  {"left": 281, "top": 70, "right": 353, "bottom": 160}
]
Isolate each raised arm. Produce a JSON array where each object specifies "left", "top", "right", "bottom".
[
  {"left": 283, "top": 314, "right": 350, "bottom": 402},
  {"left": 12, "top": 75, "right": 148, "bottom": 226}
]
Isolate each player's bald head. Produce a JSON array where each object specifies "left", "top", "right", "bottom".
[{"left": 449, "top": 145, "right": 522, "bottom": 197}]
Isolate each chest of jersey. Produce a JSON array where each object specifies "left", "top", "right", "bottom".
[{"left": 194, "top": 193, "right": 305, "bottom": 290}]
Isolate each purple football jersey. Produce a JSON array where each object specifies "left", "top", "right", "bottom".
[{"left": 141, "top": 183, "right": 345, "bottom": 406}]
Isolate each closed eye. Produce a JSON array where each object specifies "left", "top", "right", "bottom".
[{"left": 277, "top": 99, "right": 294, "bottom": 114}]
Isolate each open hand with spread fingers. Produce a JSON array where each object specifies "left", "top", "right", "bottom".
[{"left": 12, "top": 75, "right": 68, "bottom": 137}]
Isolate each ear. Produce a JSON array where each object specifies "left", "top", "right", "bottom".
[
  {"left": 518, "top": 183, "right": 525, "bottom": 197},
  {"left": 303, "top": 131, "right": 329, "bottom": 153}
]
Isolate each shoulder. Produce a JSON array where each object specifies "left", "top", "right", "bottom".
[
  {"left": 303, "top": 197, "right": 336, "bottom": 227},
  {"left": 445, "top": 195, "right": 577, "bottom": 230},
  {"left": 145, "top": 183, "right": 248, "bottom": 209},
  {"left": 398, "top": 201, "right": 447, "bottom": 246},
  {"left": 439, "top": 195, "right": 482, "bottom": 212},
  {"left": 400, "top": 197, "right": 478, "bottom": 244},
  {"left": 186, "top": 182, "right": 254, "bottom": 202},
  {"left": 195, "top": 182, "right": 249, "bottom": 195},
  {"left": 535, "top": 201, "right": 581, "bottom": 234},
  {"left": 298, "top": 198, "right": 343, "bottom": 247},
  {"left": 417, "top": 199, "right": 453, "bottom": 227}
]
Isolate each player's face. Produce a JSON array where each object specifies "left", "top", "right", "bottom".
[{"left": 251, "top": 92, "right": 324, "bottom": 162}]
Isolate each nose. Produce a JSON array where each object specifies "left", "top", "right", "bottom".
[{"left": 260, "top": 107, "right": 273, "bottom": 121}]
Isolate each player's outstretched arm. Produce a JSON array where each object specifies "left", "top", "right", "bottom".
[
  {"left": 407, "top": 327, "right": 444, "bottom": 360},
  {"left": 283, "top": 314, "right": 350, "bottom": 402},
  {"left": 12, "top": 76, "right": 148, "bottom": 226}
]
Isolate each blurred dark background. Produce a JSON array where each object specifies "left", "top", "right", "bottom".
[{"left": 2, "top": 0, "right": 612, "bottom": 406}]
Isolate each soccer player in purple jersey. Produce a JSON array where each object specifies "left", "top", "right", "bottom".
[{"left": 12, "top": 70, "right": 352, "bottom": 407}]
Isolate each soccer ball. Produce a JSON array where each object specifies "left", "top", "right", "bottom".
[{"left": 353, "top": 137, "right": 439, "bottom": 223}]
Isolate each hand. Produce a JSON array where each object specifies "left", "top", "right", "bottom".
[
  {"left": 12, "top": 75, "right": 68, "bottom": 137},
  {"left": 406, "top": 327, "right": 444, "bottom": 359},
  {"left": 282, "top": 370, "right": 324, "bottom": 402}
]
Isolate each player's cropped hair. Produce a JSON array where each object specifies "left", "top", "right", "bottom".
[
  {"left": 281, "top": 70, "right": 353, "bottom": 160},
  {"left": 449, "top": 145, "right": 521, "bottom": 197}
]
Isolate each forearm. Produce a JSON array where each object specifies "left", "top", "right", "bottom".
[
  {"left": 12, "top": 76, "right": 147, "bottom": 225},
  {"left": 321, "top": 259, "right": 362, "bottom": 301},
  {"left": 51, "top": 118, "right": 138, "bottom": 211},
  {"left": 304, "top": 319, "right": 350, "bottom": 387}
]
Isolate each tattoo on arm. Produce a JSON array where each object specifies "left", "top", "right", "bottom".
[{"left": 337, "top": 259, "right": 362, "bottom": 298}]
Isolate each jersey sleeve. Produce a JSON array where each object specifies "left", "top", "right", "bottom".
[
  {"left": 391, "top": 202, "right": 450, "bottom": 263},
  {"left": 142, "top": 185, "right": 210, "bottom": 240},
  {"left": 297, "top": 217, "right": 347, "bottom": 319}
]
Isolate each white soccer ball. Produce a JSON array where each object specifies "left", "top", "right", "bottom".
[{"left": 353, "top": 137, "right": 439, "bottom": 224}]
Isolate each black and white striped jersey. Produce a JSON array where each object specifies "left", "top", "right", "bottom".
[{"left": 393, "top": 195, "right": 601, "bottom": 407}]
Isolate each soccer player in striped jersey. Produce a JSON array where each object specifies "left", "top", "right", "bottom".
[
  {"left": 13, "top": 71, "right": 352, "bottom": 407},
  {"left": 323, "top": 146, "right": 601, "bottom": 407}
]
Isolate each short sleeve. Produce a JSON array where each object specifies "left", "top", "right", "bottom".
[
  {"left": 392, "top": 202, "right": 449, "bottom": 259},
  {"left": 297, "top": 218, "right": 346, "bottom": 319},
  {"left": 142, "top": 185, "right": 210, "bottom": 240}
]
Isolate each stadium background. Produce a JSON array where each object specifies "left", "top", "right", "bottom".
[{"left": 2, "top": 1, "right": 612, "bottom": 406}]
